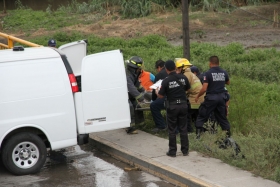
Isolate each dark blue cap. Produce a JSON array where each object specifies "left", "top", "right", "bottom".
[
  {"left": 165, "top": 60, "right": 176, "bottom": 71},
  {"left": 48, "top": 39, "right": 56, "bottom": 47},
  {"left": 190, "top": 66, "right": 200, "bottom": 75}
]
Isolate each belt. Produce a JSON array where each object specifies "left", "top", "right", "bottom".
[
  {"left": 207, "top": 92, "right": 225, "bottom": 95},
  {"left": 169, "top": 99, "right": 187, "bottom": 105}
]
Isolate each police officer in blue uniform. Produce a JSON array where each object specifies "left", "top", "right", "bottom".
[
  {"left": 195, "top": 56, "right": 231, "bottom": 138},
  {"left": 157, "top": 60, "right": 191, "bottom": 157}
]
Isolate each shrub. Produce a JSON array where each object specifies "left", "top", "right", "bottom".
[{"left": 121, "top": 0, "right": 151, "bottom": 18}]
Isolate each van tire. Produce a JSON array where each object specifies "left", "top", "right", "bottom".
[{"left": 2, "top": 132, "right": 47, "bottom": 175}]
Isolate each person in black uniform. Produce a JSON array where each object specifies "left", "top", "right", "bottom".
[
  {"left": 150, "top": 60, "right": 168, "bottom": 133},
  {"left": 157, "top": 60, "right": 191, "bottom": 157},
  {"left": 195, "top": 56, "right": 231, "bottom": 138}
]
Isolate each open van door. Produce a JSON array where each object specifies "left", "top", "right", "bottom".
[
  {"left": 59, "top": 40, "right": 87, "bottom": 76},
  {"left": 81, "top": 50, "right": 130, "bottom": 133}
]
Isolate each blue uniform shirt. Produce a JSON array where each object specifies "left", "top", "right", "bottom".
[{"left": 203, "top": 67, "right": 229, "bottom": 94}]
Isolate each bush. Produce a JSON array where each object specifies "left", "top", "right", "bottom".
[{"left": 121, "top": 0, "right": 151, "bottom": 18}]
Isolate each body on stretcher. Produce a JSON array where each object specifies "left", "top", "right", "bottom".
[
  {"left": 135, "top": 79, "right": 163, "bottom": 111},
  {"left": 135, "top": 100, "right": 151, "bottom": 111}
]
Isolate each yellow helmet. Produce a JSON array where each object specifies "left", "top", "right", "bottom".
[{"left": 174, "top": 58, "right": 192, "bottom": 69}]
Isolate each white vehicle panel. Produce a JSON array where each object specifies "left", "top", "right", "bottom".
[
  {"left": 0, "top": 57, "right": 77, "bottom": 150},
  {"left": 0, "top": 59, "right": 66, "bottom": 102},
  {"left": 74, "top": 92, "right": 86, "bottom": 134},
  {"left": 59, "top": 40, "right": 87, "bottom": 76},
  {"left": 0, "top": 47, "right": 60, "bottom": 63},
  {"left": 81, "top": 50, "right": 130, "bottom": 133}
]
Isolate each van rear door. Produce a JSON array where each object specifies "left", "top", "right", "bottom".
[
  {"left": 59, "top": 40, "right": 87, "bottom": 76},
  {"left": 81, "top": 50, "right": 130, "bottom": 133}
]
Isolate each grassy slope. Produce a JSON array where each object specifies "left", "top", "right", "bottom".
[
  {"left": 29, "top": 33, "right": 280, "bottom": 182},
  {"left": 1, "top": 6, "right": 280, "bottom": 182}
]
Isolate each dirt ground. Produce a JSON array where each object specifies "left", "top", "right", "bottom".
[
  {"left": 6, "top": 3, "right": 280, "bottom": 48},
  {"left": 68, "top": 3, "right": 280, "bottom": 49}
]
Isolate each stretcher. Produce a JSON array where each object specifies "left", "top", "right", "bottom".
[{"left": 135, "top": 101, "right": 151, "bottom": 111}]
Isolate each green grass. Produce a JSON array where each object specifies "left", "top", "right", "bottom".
[
  {"left": 29, "top": 33, "right": 280, "bottom": 183},
  {"left": 1, "top": 0, "right": 167, "bottom": 32},
  {"left": 2, "top": 9, "right": 81, "bottom": 32},
  {"left": 189, "top": 12, "right": 206, "bottom": 20},
  {"left": 3, "top": 1, "right": 278, "bottom": 33},
  {"left": 3, "top": 1, "right": 280, "bottom": 182}
]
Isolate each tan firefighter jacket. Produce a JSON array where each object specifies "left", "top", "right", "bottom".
[{"left": 184, "top": 68, "right": 205, "bottom": 109}]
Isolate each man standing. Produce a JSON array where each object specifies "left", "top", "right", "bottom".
[
  {"left": 195, "top": 56, "right": 231, "bottom": 139},
  {"left": 157, "top": 60, "right": 190, "bottom": 157},
  {"left": 175, "top": 58, "right": 204, "bottom": 133},
  {"left": 126, "top": 56, "right": 145, "bottom": 134},
  {"left": 150, "top": 60, "right": 168, "bottom": 133}
]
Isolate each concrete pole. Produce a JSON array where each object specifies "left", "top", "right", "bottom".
[
  {"left": 182, "top": 0, "right": 190, "bottom": 60},
  {"left": 3, "top": 0, "right": 6, "bottom": 13}
]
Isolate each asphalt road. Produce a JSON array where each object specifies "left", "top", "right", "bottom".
[{"left": 0, "top": 144, "right": 174, "bottom": 187}]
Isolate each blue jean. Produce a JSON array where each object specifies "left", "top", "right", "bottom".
[{"left": 150, "top": 97, "right": 166, "bottom": 129}]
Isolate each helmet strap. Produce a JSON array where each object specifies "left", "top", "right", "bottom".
[{"left": 182, "top": 65, "right": 185, "bottom": 74}]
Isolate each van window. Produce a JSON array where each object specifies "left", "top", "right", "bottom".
[{"left": 0, "top": 58, "right": 67, "bottom": 103}]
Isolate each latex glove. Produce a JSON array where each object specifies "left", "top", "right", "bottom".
[{"left": 137, "top": 96, "right": 144, "bottom": 103}]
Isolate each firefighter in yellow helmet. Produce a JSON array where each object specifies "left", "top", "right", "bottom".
[{"left": 175, "top": 58, "right": 205, "bottom": 133}]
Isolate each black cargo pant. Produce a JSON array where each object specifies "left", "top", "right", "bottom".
[
  {"left": 129, "top": 99, "right": 144, "bottom": 125},
  {"left": 167, "top": 103, "right": 189, "bottom": 155},
  {"left": 187, "top": 109, "right": 199, "bottom": 132},
  {"left": 196, "top": 93, "right": 230, "bottom": 130}
]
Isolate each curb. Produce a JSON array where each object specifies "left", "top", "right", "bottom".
[{"left": 89, "top": 134, "right": 217, "bottom": 187}]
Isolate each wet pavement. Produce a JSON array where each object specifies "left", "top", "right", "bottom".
[
  {"left": 91, "top": 130, "right": 280, "bottom": 187},
  {"left": 0, "top": 144, "right": 174, "bottom": 187}
]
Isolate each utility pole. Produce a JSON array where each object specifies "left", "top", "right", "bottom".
[
  {"left": 182, "top": 0, "right": 190, "bottom": 60},
  {"left": 3, "top": 0, "right": 6, "bottom": 13}
]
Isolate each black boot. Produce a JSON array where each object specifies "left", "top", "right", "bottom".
[
  {"left": 226, "top": 129, "right": 231, "bottom": 138},
  {"left": 196, "top": 128, "right": 203, "bottom": 139}
]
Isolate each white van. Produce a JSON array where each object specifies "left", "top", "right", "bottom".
[{"left": 0, "top": 42, "right": 130, "bottom": 175}]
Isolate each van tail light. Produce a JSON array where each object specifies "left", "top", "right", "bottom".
[{"left": 68, "top": 74, "right": 79, "bottom": 93}]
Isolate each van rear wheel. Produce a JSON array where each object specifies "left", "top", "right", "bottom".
[{"left": 2, "top": 132, "right": 47, "bottom": 175}]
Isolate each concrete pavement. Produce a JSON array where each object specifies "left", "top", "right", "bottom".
[{"left": 89, "top": 129, "right": 280, "bottom": 187}]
